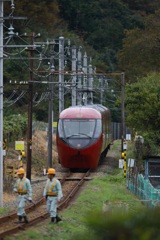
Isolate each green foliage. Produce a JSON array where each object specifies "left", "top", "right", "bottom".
[
  {"left": 3, "top": 113, "right": 28, "bottom": 141},
  {"left": 71, "top": 207, "right": 160, "bottom": 240},
  {"left": 104, "top": 173, "right": 124, "bottom": 183},
  {"left": 33, "top": 101, "right": 49, "bottom": 122},
  {"left": 4, "top": 0, "right": 61, "bottom": 33},
  {"left": 118, "top": 9, "right": 160, "bottom": 81},
  {"left": 125, "top": 73, "right": 160, "bottom": 132},
  {"left": 141, "top": 132, "right": 160, "bottom": 157},
  {"left": 58, "top": 0, "right": 145, "bottom": 71},
  {"left": 0, "top": 207, "right": 10, "bottom": 216},
  {"left": 125, "top": 72, "right": 160, "bottom": 155},
  {"left": 122, "top": 0, "right": 160, "bottom": 14}
]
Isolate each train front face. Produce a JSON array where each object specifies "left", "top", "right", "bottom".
[{"left": 57, "top": 108, "right": 103, "bottom": 169}]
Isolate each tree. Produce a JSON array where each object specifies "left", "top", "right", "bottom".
[
  {"left": 57, "top": 0, "right": 144, "bottom": 71},
  {"left": 118, "top": 9, "right": 160, "bottom": 82},
  {"left": 125, "top": 73, "right": 160, "bottom": 146},
  {"left": 122, "top": 0, "right": 160, "bottom": 14},
  {"left": 4, "top": 0, "right": 61, "bottom": 33}
]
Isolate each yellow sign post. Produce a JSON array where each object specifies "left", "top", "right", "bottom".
[
  {"left": 15, "top": 141, "right": 25, "bottom": 150},
  {"left": 15, "top": 141, "right": 25, "bottom": 167}
]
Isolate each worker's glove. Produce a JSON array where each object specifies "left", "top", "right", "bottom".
[
  {"left": 28, "top": 197, "right": 32, "bottom": 202},
  {"left": 43, "top": 196, "right": 47, "bottom": 202}
]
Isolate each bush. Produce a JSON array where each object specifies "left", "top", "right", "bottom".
[{"left": 71, "top": 207, "right": 160, "bottom": 240}]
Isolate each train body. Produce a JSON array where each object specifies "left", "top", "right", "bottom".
[{"left": 56, "top": 104, "right": 112, "bottom": 169}]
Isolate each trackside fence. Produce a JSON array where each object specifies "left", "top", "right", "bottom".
[{"left": 127, "top": 174, "right": 160, "bottom": 208}]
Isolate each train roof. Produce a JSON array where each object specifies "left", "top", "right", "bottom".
[
  {"left": 69, "top": 104, "right": 110, "bottom": 112},
  {"left": 59, "top": 104, "right": 110, "bottom": 119}
]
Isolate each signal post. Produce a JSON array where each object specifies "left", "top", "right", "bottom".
[
  {"left": 15, "top": 140, "right": 25, "bottom": 168},
  {"left": 122, "top": 139, "right": 127, "bottom": 178}
]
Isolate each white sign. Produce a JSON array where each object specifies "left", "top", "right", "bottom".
[
  {"left": 128, "top": 159, "right": 135, "bottom": 167},
  {"left": 123, "top": 142, "right": 127, "bottom": 150},
  {"left": 126, "top": 134, "right": 131, "bottom": 141},
  {"left": 43, "top": 169, "right": 47, "bottom": 176},
  {"left": 119, "top": 159, "right": 124, "bottom": 169}
]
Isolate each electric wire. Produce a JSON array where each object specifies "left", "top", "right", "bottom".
[
  {"left": 7, "top": 91, "right": 27, "bottom": 106},
  {"left": 33, "top": 91, "right": 49, "bottom": 105},
  {"left": 6, "top": 89, "right": 17, "bottom": 101}
]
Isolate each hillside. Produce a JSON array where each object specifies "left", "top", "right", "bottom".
[{"left": 4, "top": 130, "right": 59, "bottom": 177}]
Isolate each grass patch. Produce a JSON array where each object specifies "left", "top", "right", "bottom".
[{"left": 0, "top": 207, "right": 11, "bottom": 216}]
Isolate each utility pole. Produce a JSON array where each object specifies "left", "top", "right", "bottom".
[
  {"left": 99, "top": 77, "right": 103, "bottom": 105},
  {"left": 88, "top": 64, "right": 93, "bottom": 104},
  {"left": 71, "top": 45, "right": 77, "bottom": 106},
  {"left": 0, "top": 0, "right": 29, "bottom": 204},
  {"left": 0, "top": 0, "right": 4, "bottom": 207},
  {"left": 83, "top": 52, "right": 87, "bottom": 105},
  {"left": 26, "top": 33, "right": 35, "bottom": 180},
  {"left": 48, "top": 43, "right": 55, "bottom": 168},
  {"left": 59, "top": 36, "right": 64, "bottom": 113},
  {"left": 121, "top": 71, "right": 126, "bottom": 178},
  {"left": 77, "top": 47, "right": 82, "bottom": 105},
  {"left": 121, "top": 72, "right": 125, "bottom": 152},
  {"left": 25, "top": 32, "right": 40, "bottom": 180}
]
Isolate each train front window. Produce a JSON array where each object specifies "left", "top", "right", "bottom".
[{"left": 59, "top": 119, "right": 101, "bottom": 139}]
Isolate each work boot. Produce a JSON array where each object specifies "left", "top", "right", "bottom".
[
  {"left": 56, "top": 215, "right": 62, "bottom": 223},
  {"left": 50, "top": 217, "right": 55, "bottom": 224},
  {"left": 16, "top": 215, "right": 22, "bottom": 223},
  {"left": 23, "top": 216, "right": 29, "bottom": 223}
]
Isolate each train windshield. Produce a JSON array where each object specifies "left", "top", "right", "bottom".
[{"left": 58, "top": 119, "right": 101, "bottom": 139}]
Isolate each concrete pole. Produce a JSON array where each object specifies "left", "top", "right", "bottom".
[
  {"left": 83, "top": 52, "right": 87, "bottom": 105},
  {"left": 77, "top": 47, "right": 82, "bottom": 105},
  {"left": 99, "top": 77, "right": 103, "bottom": 105},
  {"left": 59, "top": 36, "right": 64, "bottom": 113},
  {"left": 71, "top": 46, "right": 77, "bottom": 106},
  {"left": 48, "top": 59, "right": 54, "bottom": 168},
  {"left": 0, "top": 0, "right": 3, "bottom": 207},
  {"left": 88, "top": 64, "right": 93, "bottom": 104}
]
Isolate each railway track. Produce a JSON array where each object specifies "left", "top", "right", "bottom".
[{"left": 0, "top": 169, "right": 91, "bottom": 239}]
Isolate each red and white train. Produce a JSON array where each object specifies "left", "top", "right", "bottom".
[{"left": 56, "top": 104, "right": 112, "bottom": 169}]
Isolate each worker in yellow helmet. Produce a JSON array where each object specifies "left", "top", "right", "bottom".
[
  {"left": 43, "top": 168, "right": 63, "bottom": 224},
  {"left": 13, "top": 167, "right": 32, "bottom": 223}
]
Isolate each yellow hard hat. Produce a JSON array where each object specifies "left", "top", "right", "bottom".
[
  {"left": 47, "top": 168, "right": 56, "bottom": 175},
  {"left": 17, "top": 167, "right": 25, "bottom": 175}
]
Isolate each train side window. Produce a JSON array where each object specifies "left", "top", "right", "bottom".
[
  {"left": 93, "top": 120, "right": 102, "bottom": 138},
  {"left": 58, "top": 120, "right": 65, "bottom": 138}
]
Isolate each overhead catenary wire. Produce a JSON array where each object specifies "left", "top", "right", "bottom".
[
  {"left": 6, "top": 90, "right": 27, "bottom": 106},
  {"left": 5, "top": 89, "right": 17, "bottom": 101},
  {"left": 33, "top": 91, "right": 49, "bottom": 105}
]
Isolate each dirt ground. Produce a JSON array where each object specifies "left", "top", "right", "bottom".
[
  {"left": 4, "top": 130, "right": 58, "bottom": 173},
  {"left": 3, "top": 130, "right": 58, "bottom": 203}
]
